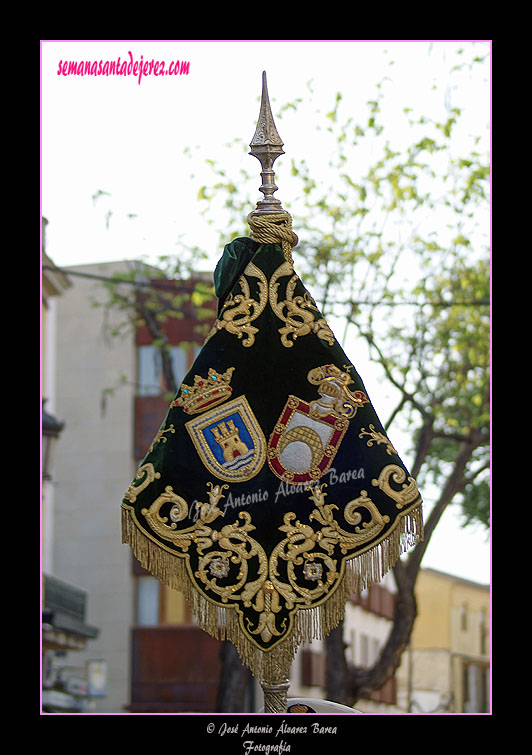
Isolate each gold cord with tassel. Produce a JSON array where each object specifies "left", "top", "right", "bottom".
[{"left": 248, "top": 211, "right": 298, "bottom": 265}]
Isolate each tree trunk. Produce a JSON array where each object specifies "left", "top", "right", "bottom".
[
  {"left": 216, "top": 641, "right": 253, "bottom": 712},
  {"left": 325, "top": 622, "right": 350, "bottom": 702},
  {"left": 138, "top": 302, "right": 178, "bottom": 395},
  {"left": 325, "top": 560, "right": 417, "bottom": 706},
  {"left": 325, "top": 435, "right": 482, "bottom": 706}
]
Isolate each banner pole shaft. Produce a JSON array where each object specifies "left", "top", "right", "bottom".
[{"left": 261, "top": 675, "right": 290, "bottom": 713}]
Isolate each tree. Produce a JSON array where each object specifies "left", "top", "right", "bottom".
[
  {"left": 324, "top": 251, "right": 489, "bottom": 706},
  {"left": 193, "top": 44, "right": 490, "bottom": 707}
]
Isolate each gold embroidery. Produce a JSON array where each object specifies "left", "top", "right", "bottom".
[
  {"left": 141, "top": 486, "right": 193, "bottom": 548},
  {"left": 210, "top": 262, "right": 268, "bottom": 347},
  {"left": 135, "top": 477, "right": 392, "bottom": 646},
  {"left": 122, "top": 476, "right": 423, "bottom": 672},
  {"left": 123, "top": 463, "right": 161, "bottom": 503},
  {"left": 196, "top": 508, "right": 267, "bottom": 605},
  {"left": 251, "top": 483, "right": 389, "bottom": 642},
  {"left": 269, "top": 261, "right": 335, "bottom": 348},
  {"left": 148, "top": 424, "right": 175, "bottom": 453},
  {"left": 186, "top": 395, "right": 267, "bottom": 483},
  {"left": 268, "top": 365, "right": 367, "bottom": 483},
  {"left": 359, "top": 424, "right": 398, "bottom": 456},
  {"left": 206, "top": 257, "right": 335, "bottom": 349},
  {"left": 140, "top": 481, "right": 227, "bottom": 551},
  {"left": 307, "top": 364, "right": 369, "bottom": 419},
  {"left": 307, "top": 484, "right": 390, "bottom": 555},
  {"left": 172, "top": 367, "right": 235, "bottom": 414},
  {"left": 372, "top": 464, "right": 421, "bottom": 509}
]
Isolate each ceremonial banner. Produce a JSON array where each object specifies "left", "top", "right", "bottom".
[{"left": 121, "top": 236, "right": 423, "bottom": 680}]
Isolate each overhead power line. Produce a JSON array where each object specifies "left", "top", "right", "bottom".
[
  {"left": 345, "top": 298, "right": 490, "bottom": 308},
  {"left": 42, "top": 264, "right": 490, "bottom": 308},
  {"left": 42, "top": 264, "right": 207, "bottom": 293}
]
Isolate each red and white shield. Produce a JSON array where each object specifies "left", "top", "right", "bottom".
[{"left": 267, "top": 395, "right": 349, "bottom": 483}]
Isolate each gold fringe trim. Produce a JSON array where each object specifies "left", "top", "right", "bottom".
[{"left": 121, "top": 503, "right": 423, "bottom": 681}]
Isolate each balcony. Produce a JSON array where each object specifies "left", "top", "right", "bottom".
[
  {"left": 128, "top": 626, "right": 223, "bottom": 713},
  {"left": 42, "top": 574, "right": 99, "bottom": 651}
]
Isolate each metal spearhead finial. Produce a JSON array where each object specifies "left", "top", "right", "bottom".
[{"left": 249, "top": 71, "right": 286, "bottom": 216}]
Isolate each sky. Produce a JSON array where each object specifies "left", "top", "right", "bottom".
[{"left": 40, "top": 39, "right": 491, "bottom": 585}]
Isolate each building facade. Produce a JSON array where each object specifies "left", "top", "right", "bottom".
[
  {"left": 42, "top": 226, "right": 102, "bottom": 712},
  {"left": 288, "top": 572, "right": 399, "bottom": 713},
  {"left": 48, "top": 260, "right": 140, "bottom": 711},
  {"left": 396, "top": 567, "right": 490, "bottom": 713},
  {"left": 48, "top": 259, "right": 220, "bottom": 712}
]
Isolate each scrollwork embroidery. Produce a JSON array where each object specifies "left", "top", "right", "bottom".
[
  {"left": 359, "top": 424, "right": 397, "bottom": 456},
  {"left": 140, "top": 481, "right": 227, "bottom": 551},
  {"left": 208, "top": 262, "right": 268, "bottom": 347},
  {"left": 138, "top": 478, "right": 392, "bottom": 646},
  {"left": 123, "top": 463, "right": 161, "bottom": 503},
  {"left": 269, "top": 261, "right": 335, "bottom": 348},
  {"left": 148, "top": 424, "right": 175, "bottom": 453},
  {"left": 371, "top": 464, "right": 421, "bottom": 509},
  {"left": 205, "top": 257, "right": 335, "bottom": 350}
]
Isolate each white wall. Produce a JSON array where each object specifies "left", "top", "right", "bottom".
[
  {"left": 52, "top": 263, "right": 137, "bottom": 712},
  {"left": 42, "top": 296, "right": 58, "bottom": 574}
]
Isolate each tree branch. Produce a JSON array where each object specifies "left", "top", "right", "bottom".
[
  {"left": 361, "top": 329, "right": 430, "bottom": 420},
  {"left": 135, "top": 288, "right": 178, "bottom": 396},
  {"left": 410, "top": 416, "right": 435, "bottom": 480},
  {"left": 407, "top": 438, "right": 478, "bottom": 579},
  {"left": 463, "top": 459, "right": 490, "bottom": 486}
]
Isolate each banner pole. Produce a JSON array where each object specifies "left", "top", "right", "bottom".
[{"left": 261, "top": 674, "right": 290, "bottom": 713}]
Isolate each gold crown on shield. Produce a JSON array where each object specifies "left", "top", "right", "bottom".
[{"left": 172, "top": 367, "right": 235, "bottom": 415}]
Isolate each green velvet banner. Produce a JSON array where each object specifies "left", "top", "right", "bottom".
[{"left": 121, "top": 237, "right": 423, "bottom": 677}]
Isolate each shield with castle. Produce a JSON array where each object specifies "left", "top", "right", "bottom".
[
  {"left": 185, "top": 395, "right": 266, "bottom": 483},
  {"left": 170, "top": 365, "right": 267, "bottom": 483}
]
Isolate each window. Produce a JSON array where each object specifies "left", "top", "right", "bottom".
[
  {"left": 360, "top": 634, "right": 369, "bottom": 667},
  {"left": 349, "top": 629, "right": 356, "bottom": 664},
  {"left": 479, "top": 607, "right": 488, "bottom": 655},
  {"left": 136, "top": 576, "right": 160, "bottom": 625},
  {"left": 138, "top": 345, "right": 188, "bottom": 396},
  {"left": 170, "top": 347, "right": 187, "bottom": 388},
  {"left": 138, "top": 345, "right": 161, "bottom": 396},
  {"left": 460, "top": 602, "right": 468, "bottom": 631}
]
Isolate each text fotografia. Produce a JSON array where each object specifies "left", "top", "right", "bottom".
[
  {"left": 210, "top": 720, "right": 338, "bottom": 753},
  {"left": 57, "top": 51, "right": 190, "bottom": 85},
  {"left": 190, "top": 466, "right": 365, "bottom": 521}
]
